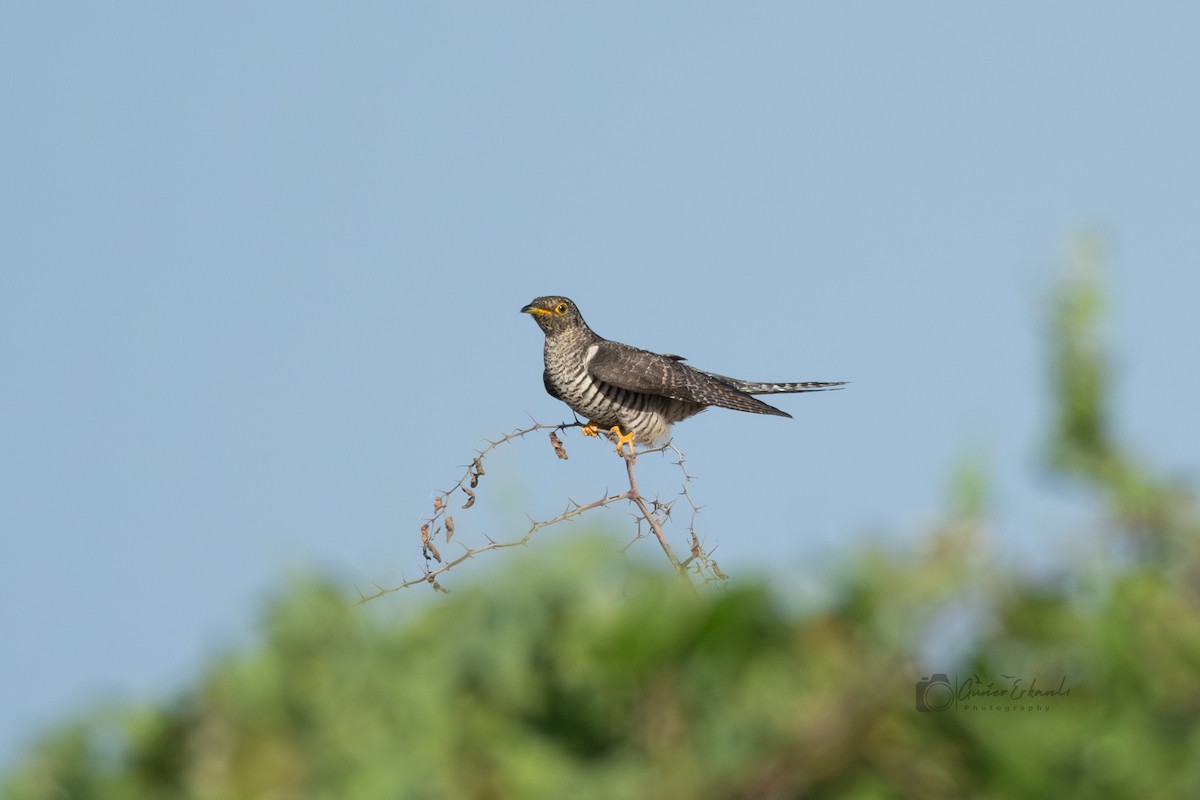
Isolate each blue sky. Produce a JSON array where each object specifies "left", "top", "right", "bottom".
[{"left": 2, "top": 3, "right": 1197, "bottom": 769}]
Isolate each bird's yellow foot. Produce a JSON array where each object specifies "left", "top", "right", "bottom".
[
  {"left": 609, "top": 425, "right": 636, "bottom": 458},
  {"left": 581, "top": 421, "right": 601, "bottom": 438}
]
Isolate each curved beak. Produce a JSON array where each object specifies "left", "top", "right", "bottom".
[{"left": 521, "top": 304, "right": 552, "bottom": 316}]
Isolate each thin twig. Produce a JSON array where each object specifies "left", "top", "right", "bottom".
[
  {"left": 356, "top": 419, "right": 727, "bottom": 602},
  {"left": 620, "top": 449, "right": 689, "bottom": 583},
  {"left": 356, "top": 488, "right": 627, "bottom": 602}
]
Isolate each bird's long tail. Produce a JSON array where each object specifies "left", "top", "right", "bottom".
[{"left": 702, "top": 372, "right": 848, "bottom": 395}]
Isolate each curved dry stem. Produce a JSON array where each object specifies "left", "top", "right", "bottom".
[
  {"left": 620, "top": 448, "right": 687, "bottom": 583},
  {"left": 356, "top": 419, "right": 726, "bottom": 603}
]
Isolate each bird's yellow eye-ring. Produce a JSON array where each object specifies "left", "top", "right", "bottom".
[{"left": 554, "top": 302, "right": 569, "bottom": 315}]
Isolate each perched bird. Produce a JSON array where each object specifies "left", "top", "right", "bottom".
[{"left": 521, "top": 295, "right": 845, "bottom": 455}]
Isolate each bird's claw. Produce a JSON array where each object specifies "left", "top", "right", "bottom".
[
  {"left": 581, "top": 422, "right": 601, "bottom": 438},
  {"left": 609, "top": 425, "right": 636, "bottom": 458}
]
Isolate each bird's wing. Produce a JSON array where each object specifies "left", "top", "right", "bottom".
[{"left": 586, "top": 341, "right": 790, "bottom": 417}]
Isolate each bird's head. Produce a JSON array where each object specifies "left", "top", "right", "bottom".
[{"left": 520, "top": 295, "right": 586, "bottom": 336}]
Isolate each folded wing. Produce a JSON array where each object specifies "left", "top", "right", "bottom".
[{"left": 586, "top": 341, "right": 791, "bottom": 417}]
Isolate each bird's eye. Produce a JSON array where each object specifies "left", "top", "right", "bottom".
[{"left": 554, "top": 302, "right": 569, "bottom": 315}]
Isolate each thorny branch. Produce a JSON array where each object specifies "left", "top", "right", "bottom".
[{"left": 356, "top": 420, "right": 729, "bottom": 603}]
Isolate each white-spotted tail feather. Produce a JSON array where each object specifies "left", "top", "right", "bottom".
[{"left": 701, "top": 372, "right": 847, "bottom": 395}]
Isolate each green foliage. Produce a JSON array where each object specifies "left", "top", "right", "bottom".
[
  {"left": 5, "top": 254, "right": 1200, "bottom": 798},
  {"left": 1044, "top": 234, "right": 1196, "bottom": 560},
  {"left": 1046, "top": 235, "right": 1114, "bottom": 478}
]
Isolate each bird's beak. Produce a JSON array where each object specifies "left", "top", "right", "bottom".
[{"left": 521, "top": 304, "right": 552, "bottom": 316}]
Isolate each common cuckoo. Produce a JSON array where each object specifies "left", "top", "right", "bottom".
[{"left": 521, "top": 295, "right": 844, "bottom": 455}]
